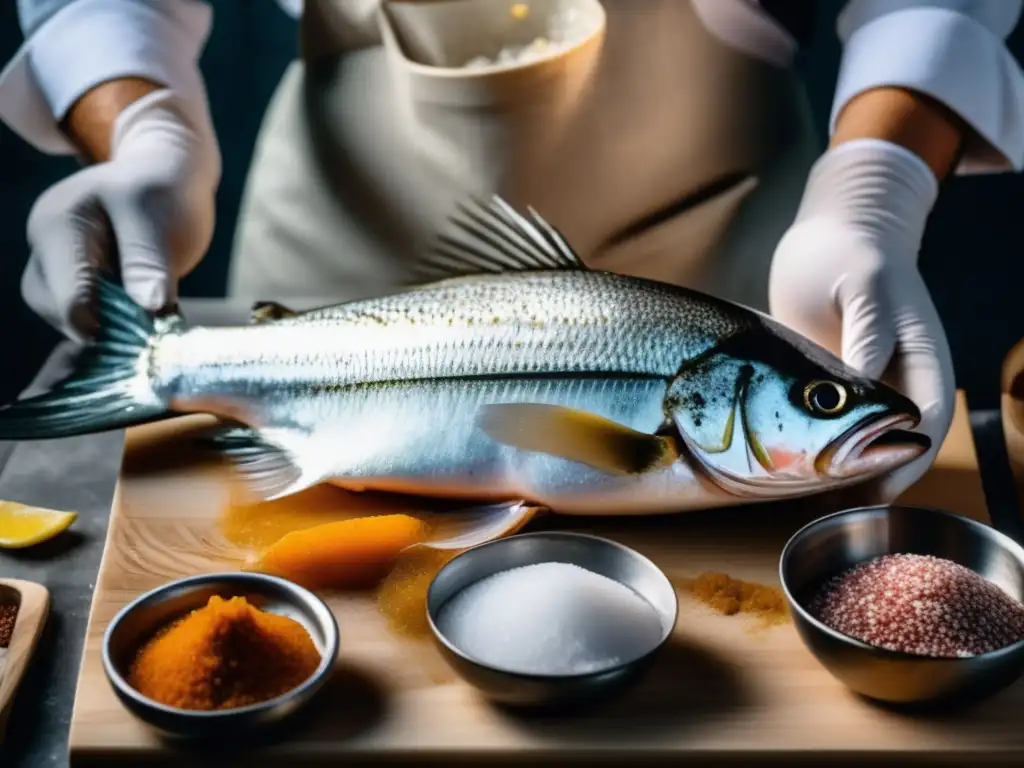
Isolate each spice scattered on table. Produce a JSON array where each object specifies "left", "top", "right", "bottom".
[
  {"left": 678, "top": 571, "right": 789, "bottom": 626},
  {"left": 220, "top": 484, "right": 358, "bottom": 549},
  {"left": 436, "top": 562, "right": 664, "bottom": 676},
  {"left": 248, "top": 514, "right": 428, "bottom": 590},
  {"left": 809, "top": 553, "right": 1024, "bottom": 658},
  {"left": 0, "top": 500, "right": 77, "bottom": 549},
  {"left": 377, "top": 547, "right": 460, "bottom": 639},
  {"left": 0, "top": 603, "right": 18, "bottom": 648},
  {"left": 128, "top": 595, "right": 321, "bottom": 710}
]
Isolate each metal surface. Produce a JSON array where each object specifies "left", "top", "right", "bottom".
[
  {"left": 780, "top": 504, "right": 1024, "bottom": 706},
  {"left": 0, "top": 300, "right": 1020, "bottom": 766},
  {"left": 101, "top": 571, "right": 338, "bottom": 740},
  {"left": 425, "top": 531, "right": 678, "bottom": 709}
]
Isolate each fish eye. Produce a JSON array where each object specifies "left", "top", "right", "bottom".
[{"left": 803, "top": 380, "right": 847, "bottom": 416}]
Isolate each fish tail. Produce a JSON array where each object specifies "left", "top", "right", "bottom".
[{"left": 0, "top": 275, "right": 175, "bottom": 440}]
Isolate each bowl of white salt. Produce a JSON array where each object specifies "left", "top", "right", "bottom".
[
  {"left": 426, "top": 531, "right": 678, "bottom": 708},
  {"left": 781, "top": 504, "right": 1024, "bottom": 707}
]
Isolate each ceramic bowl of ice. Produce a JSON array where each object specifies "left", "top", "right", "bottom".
[
  {"left": 780, "top": 504, "right": 1024, "bottom": 707},
  {"left": 426, "top": 531, "right": 678, "bottom": 708},
  {"left": 102, "top": 572, "right": 339, "bottom": 740}
]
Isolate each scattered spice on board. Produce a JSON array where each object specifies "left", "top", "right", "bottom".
[
  {"left": 377, "top": 547, "right": 461, "bottom": 638},
  {"left": 220, "top": 484, "right": 360, "bottom": 549},
  {"left": 677, "top": 571, "right": 789, "bottom": 625},
  {"left": 0, "top": 603, "right": 18, "bottom": 648},
  {"left": 249, "top": 514, "right": 428, "bottom": 590},
  {"left": 808, "top": 553, "right": 1024, "bottom": 658},
  {"left": 128, "top": 595, "right": 321, "bottom": 710}
]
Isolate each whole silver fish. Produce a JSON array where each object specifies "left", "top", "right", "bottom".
[{"left": 0, "top": 197, "right": 929, "bottom": 548}]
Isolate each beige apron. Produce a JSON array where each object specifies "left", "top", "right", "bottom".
[{"left": 227, "top": 0, "right": 821, "bottom": 311}]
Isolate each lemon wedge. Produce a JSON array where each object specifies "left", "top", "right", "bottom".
[{"left": 0, "top": 500, "right": 77, "bottom": 549}]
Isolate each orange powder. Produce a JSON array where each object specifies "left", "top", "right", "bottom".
[
  {"left": 249, "top": 515, "right": 428, "bottom": 590},
  {"left": 377, "top": 547, "right": 460, "bottom": 639},
  {"left": 220, "top": 485, "right": 360, "bottom": 549},
  {"left": 128, "top": 595, "right": 321, "bottom": 710},
  {"left": 679, "top": 571, "right": 790, "bottom": 626}
]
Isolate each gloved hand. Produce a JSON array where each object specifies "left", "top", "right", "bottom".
[
  {"left": 769, "top": 138, "right": 955, "bottom": 501},
  {"left": 21, "top": 88, "right": 219, "bottom": 341}
]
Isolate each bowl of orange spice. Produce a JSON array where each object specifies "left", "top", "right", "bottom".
[{"left": 102, "top": 572, "right": 338, "bottom": 740}]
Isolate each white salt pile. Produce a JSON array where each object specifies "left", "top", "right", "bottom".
[{"left": 435, "top": 561, "right": 664, "bottom": 675}]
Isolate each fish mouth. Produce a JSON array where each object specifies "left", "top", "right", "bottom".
[
  {"left": 819, "top": 413, "right": 931, "bottom": 479},
  {"left": 676, "top": 406, "right": 930, "bottom": 500}
]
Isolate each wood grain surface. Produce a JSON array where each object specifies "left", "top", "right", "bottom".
[
  {"left": 0, "top": 579, "right": 50, "bottom": 746},
  {"left": 69, "top": 390, "right": 1024, "bottom": 765},
  {"left": 1002, "top": 338, "right": 1024, "bottom": 515}
]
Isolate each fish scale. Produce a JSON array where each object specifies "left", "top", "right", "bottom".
[{"left": 152, "top": 271, "right": 751, "bottom": 403}]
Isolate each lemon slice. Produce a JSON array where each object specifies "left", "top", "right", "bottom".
[{"left": 0, "top": 500, "right": 77, "bottom": 549}]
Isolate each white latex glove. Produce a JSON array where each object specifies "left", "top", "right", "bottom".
[
  {"left": 769, "top": 138, "right": 955, "bottom": 501},
  {"left": 21, "top": 88, "right": 220, "bottom": 341}
]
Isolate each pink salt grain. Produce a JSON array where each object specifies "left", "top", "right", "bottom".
[{"left": 808, "top": 553, "right": 1024, "bottom": 658}]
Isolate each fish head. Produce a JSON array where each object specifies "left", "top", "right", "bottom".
[{"left": 665, "top": 324, "right": 930, "bottom": 498}]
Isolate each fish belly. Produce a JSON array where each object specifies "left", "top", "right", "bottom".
[{"left": 246, "top": 377, "right": 728, "bottom": 515}]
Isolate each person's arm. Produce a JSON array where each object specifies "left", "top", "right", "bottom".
[
  {"left": 830, "top": 0, "right": 1024, "bottom": 175},
  {"left": 769, "top": 0, "right": 1024, "bottom": 502},
  {"left": 1, "top": 1, "right": 215, "bottom": 156},
  {"left": 830, "top": 87, "right": 966, "bottom": 182},
  {"left": 0, "top": 1, "right": 221, "bottom": 339},
  {"left": 64, "top": 76, "right": 165, "bottom": 162}
]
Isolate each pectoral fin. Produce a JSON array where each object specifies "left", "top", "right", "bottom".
[
  {"left": 198, "top": 426, "right": 321, "bottom": 501},
  {"left": 476, "top": 403, "right": 676, "bottom": 475},
  {"left": 420, "top": 501, "right": 546, "bottom": 550}
]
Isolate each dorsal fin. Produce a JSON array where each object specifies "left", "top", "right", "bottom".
[
  {"left": 250, "top": 301, "right": 298, "bottom": 324},
  {"left": 413, "top": 195, "right": 587, "bottom": 282}
]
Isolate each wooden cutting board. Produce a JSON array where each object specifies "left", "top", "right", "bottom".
[
  {"left": 69, "top": 390, "right": 1024, "bottom": 765},
  {"left": 0, "top": 579, "right": 49, "bottom": 746}
]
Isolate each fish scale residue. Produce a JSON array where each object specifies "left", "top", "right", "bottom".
[
  {"left": 435, "top": 562, "right": 664, "bottom": 675},
  {"left": 808, "top": 553, "right": 1024, "bottom": 657}
]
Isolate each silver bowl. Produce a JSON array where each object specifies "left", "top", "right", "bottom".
[
  {"left": 780, "top": 505, "right": 1024, "bottom": 706},
  {"left": 103, "top": 572, "right": 339, "bottom": 739},
  {"left": 426, "top": 531, "right": 678, "bottom": 708}
]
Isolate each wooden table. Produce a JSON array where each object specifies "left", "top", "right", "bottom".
[{"left": 67, "top": 390, "right": 1024, "bottom": 765}]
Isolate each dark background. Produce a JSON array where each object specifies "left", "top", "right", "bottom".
[{"left": 1, "top": 0, "right": 1022, "bottom": 409}]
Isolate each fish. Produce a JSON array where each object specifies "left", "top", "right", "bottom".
[{"left": 0, "top": 195, "right": 930, "bottom": 549}]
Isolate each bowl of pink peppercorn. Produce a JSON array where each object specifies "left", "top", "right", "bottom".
[{"left": 780, "top": 505, "right": 1024, "bottom": 707}]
